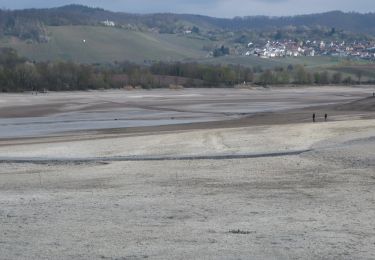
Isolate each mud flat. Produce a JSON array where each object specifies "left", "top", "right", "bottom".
[
  {"left": 0, "top": 86, "right": 373, "bottom": 138},
  {"left": 0, "top": 87, "right": 374, "bottom": 259}
]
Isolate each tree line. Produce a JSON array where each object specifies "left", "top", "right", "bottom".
[
  {"left": 0, "top": 48, "right": 369, "bottom": 92},
  {"left": 0, "top": 48, "right": 112, "bottom": 92},
  {"left": 256, "top": 65, "right": 358, "bottom": 86}
]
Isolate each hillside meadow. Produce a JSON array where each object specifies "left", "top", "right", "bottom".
[{"left": 1, "top": 26, "right": 210, "bottom": 63}]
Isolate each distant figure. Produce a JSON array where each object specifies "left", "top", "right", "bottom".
[
  {"left": 313, "top": 113, "right": 316, "bottom": 123},
  {"left": 325, "top": 114, "right": 328, "bottom": 121}
]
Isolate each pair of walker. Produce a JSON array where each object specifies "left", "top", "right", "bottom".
[{"left": 313, "top": 113, "right": 327, "bottom": 122}]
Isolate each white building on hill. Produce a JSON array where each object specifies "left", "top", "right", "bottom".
[{"left": 102, "top": 20, "right": 115, "bottom": 27}]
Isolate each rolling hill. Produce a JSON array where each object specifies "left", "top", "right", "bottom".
[
  {"left": 0, "top": 25, "right": 348, "bottom": 68},
  {"left": 2, "top": 5, "right": 375, "bottom": 35},
  {"left": 0, "top": 5, "right": 374, "bottom": 68},
  {"left": 0, "top": 26, "right": 210, "bottom": 63}
]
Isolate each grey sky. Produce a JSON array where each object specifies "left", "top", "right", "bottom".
[{"left": 1, "top": 0, "right": 374, "bottom": 17}]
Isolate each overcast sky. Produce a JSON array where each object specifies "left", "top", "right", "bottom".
[{"left": 1, "top": 0, "right": 374, "bottom": 17}]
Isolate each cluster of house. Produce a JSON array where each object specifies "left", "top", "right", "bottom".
[{"left": 245, "top": 40, "right": 375, "bottom": 60}]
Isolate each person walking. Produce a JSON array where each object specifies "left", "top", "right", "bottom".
[
  {"left": 325, "top": 113, "right": 328, "bottom": 122},
  {"left": 313, "top": 113, "right": 316, "bottom": 123}
]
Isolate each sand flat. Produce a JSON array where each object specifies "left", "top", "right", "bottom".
[{"left": 0, "top": 87, "right": 374, "bottom": 259}]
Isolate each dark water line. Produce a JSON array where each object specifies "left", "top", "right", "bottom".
[{"left": 0, "top": 149, "right": 311, "bottom": 165}]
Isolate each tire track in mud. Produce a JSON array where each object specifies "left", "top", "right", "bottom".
[{"left": 0, "top": 149, "right": 311, "bottom": 165}]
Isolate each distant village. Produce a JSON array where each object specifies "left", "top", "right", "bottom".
[
  {"left": 244, "top": 40, "right": 375, "bottom": 60},
  {"left": 99, "top": 19, "right": 375, "bottom": 61}
]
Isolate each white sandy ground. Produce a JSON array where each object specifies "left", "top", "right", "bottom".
[
  {"left": 0, "top": 118, "right": 374, "bottom": 259},
  {"left": 0, "top": 119, "right": 374, "bottom": 159}
]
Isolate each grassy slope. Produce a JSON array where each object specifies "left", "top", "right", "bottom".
[{"left": 0, "top": 26, "right": 210, "bottom": 63}]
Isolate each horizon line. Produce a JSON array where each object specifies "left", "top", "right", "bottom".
[{"left": 1, "top": 4, "right": 373, "bottom": 19}]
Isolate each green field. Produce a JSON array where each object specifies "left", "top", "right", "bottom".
[{"left": 1, "top": 26, "right": 210, "bottom": 63}]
